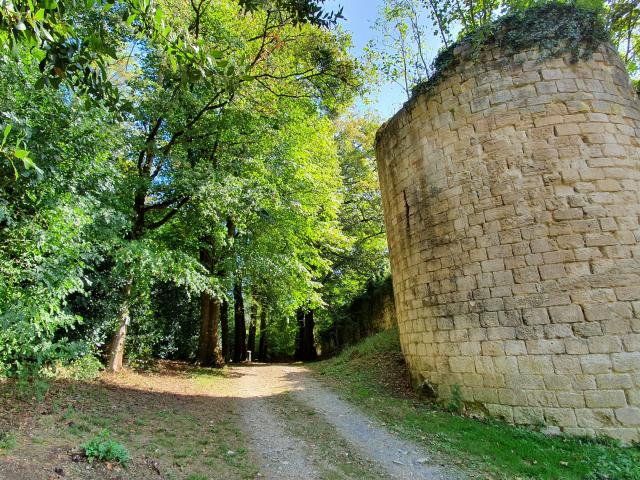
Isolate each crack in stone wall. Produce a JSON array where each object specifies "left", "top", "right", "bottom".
[{"left": 376, "top": 42, "right": 640, "bottom": 442}]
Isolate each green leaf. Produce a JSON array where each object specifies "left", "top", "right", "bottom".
[
  {"left": 34, "top": 75, "right": 47, "bottom": 89},
  {"left": 154, "top": 8, "right": 163, "bottom": 24},
  {"left": 14, "top": 149, "right": 29, "bottom": 159},
  {"left": 33, "top": 9, "right": 45, "bottom": 21},
  {"left": 41, "top": 0, "right": 58, "bottom": 10},
  {"left": 2, "top": 125, "right": 11, "bottom": 147}
]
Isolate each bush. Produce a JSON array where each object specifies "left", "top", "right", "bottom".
[
  {"left": 65, "top": 354, "right": 103, "bottom": 381},
  {"left": 82, "top": 430, "right": 130, "bottom": 466}
]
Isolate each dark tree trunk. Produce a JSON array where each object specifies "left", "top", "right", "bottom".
[
  {"left": 198, "top": 291, "right": 211, "bottom": 363},
  {"left": 197, "top": 247, "right": 221, "bottom": 367},
  {"left": 294, "top": 308, "right": 305, "bottom": 361},
  {"left": 233, "top": 281, "right": 246, "bottom": 363},
  {"left": 295, "top": 308, "right": 317, "bottom": 361},
  {"left": 302, "top": 309, "right": 317, "bottom": 361},
  {"left": 221, "top": 299, "right": 230, "bottom": 362},
  {"left": 198, "top": 293, "right": 221, "bottom": 367},
  {"left": 258, "top": 307, "right": 268, "bottom": 361},
  {"left": 247, "top": 302, "right": 258, "bottom": 357}
]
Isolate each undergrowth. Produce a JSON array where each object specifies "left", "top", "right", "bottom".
[{"left": 313, "top": 329, "right": 640, "bottom": 480}]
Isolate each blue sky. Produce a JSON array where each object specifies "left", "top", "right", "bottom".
[{"left": 326, "top": 0, "right": 408, "bottom": 119}]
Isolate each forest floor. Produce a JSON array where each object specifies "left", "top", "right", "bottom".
[{"left": 0, "top": 361, "right": 462, "bottom": 480}]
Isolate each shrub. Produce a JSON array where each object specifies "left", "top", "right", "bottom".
[
  {"left": 66, "top": 354, "right": 103, "bottom": 381},
  {"left": 81, "top": 430, "right": 130, "bottom": 466}
]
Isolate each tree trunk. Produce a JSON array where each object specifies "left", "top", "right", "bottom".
[
  {"left": 302, "top": 309, "right": 317, "bottom": 361},
  {"left": 107, "top": 280, "right": 133, "bottom": 373},
  {"left": 198, "top": 293, "right": 221, "bottom": 367},
  {"left": 198, "top": 291, "right": 211, "bottom": 364},
  {"left": 209, "top": 298, "right": 221, "bottom": 365},
  {"left": 295, "top": 308, "right": 316, "bottom": 362},
  {"left": 258, "top": 307, "right": 267, "bottom": 361},
  {"left": 221, "top": 299, "right": 230, "bottom": 363},
  {"left": 247, "top": 302, "right": 257, "bottom": 357},
  {"left": 294, "top": 308, "right": 305, "bottom": 361},
  {"left": 233, "top": 281, "right": 246, "bottom": 363}
]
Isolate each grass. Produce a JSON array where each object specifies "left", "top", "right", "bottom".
[
  {"left": 312, "top": 328, "right": 640, "bottom": 480},
  {"left": 0, "top": 432, "right": 16, "bottom": 452}
]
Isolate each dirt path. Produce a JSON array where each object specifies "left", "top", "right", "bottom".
[
  {"left": 229, "top": 364, "right": 461, "bottom": 480},
  {"left": 0, "top": 362, "right": 463, "bottom": 480}
]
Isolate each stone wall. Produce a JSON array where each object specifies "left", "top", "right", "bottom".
[
  {"left": 376, "top": 42, "right": 640, "bottom": 441},
  {"left": 319, "top": 277, "right": 396, "bottom": 356}
]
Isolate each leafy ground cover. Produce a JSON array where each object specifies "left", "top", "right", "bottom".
[{"left": 312, "top": 329, "right": 640, "bottom": 480}]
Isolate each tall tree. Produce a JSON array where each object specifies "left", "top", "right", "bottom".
[
  {"left": 100, "top": 0, "right": 357, "bottom": 371},
  {"left": 247, "top": 300, "right": 258, "bottom": 358},
  {"left": 233, "top": 280, "right": 247, "bottom": 363},
  {"left": 257, "top": 305, "right": 268, "bottom": 361}
]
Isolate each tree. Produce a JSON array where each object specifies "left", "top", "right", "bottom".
[
  {"left": 0, "top": 51, "right": 124, "bottom": 377},
  {"left": 366, "top": 0, "right": 433, "bottom": 99},
  {"left": 232, "top": 280, "right": 247, "bottom": 362},
  {"left": 315, "top": 116, "right": 389, "bottom": 348},
  {"left": 367, "top": 0, "right": 639, "bottom": 97},
  {"left": 99, "top": 0, "right": 358, "bottom": 371}
]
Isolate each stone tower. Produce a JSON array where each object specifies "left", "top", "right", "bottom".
[{"left": 376, "top": 26, "right": 640, "bottom": 440}]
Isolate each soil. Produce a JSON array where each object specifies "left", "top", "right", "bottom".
[{"left": 0, "top": 362, "right": 464, "bottom": 480}]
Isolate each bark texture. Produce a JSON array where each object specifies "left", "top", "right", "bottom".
[
  {"left": 258, "top": 307, "right": 268, "bottom": 361},
  {"left": 221, "top": 299, "right": 230, "bottom": 363},
  {"left": 107, "top": 281, "right": 133, "bottom": 373},
  {"left": 233, "top": 281, "right": 247, "bottom": 363},
  {"left": 247, "top": 302, "right": 258, "bottom": 357}
]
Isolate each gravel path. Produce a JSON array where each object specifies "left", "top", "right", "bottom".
[
  {"left": 229, "top": 364, "right": 463, "bottom": 480},
  {"left": 235, "top": 365, "right": 321, "bottom": 479}
]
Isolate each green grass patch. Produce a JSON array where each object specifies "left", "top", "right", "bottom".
[
  {"left": 312, "top": 329, "right": 640, "bottom": 480},
  {"left": 0, "top": 432, "right": 17, "bottom": 452}
]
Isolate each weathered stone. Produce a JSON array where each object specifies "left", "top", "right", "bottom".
[
  {"left": 376, "top": 41, "right": 640, "bottom": 442},
  {"left": 584, "top": 390, "right": 627, "bottom": 408}
]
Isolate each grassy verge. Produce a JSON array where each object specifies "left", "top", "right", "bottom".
[{"left": 311, "top": 329, "right": 640, "bottom": 480}]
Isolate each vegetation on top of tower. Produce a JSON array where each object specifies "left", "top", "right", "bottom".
[{"left": 413, "top": 2, "right": 609, "bottom": 99}]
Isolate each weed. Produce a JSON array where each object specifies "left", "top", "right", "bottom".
[
  {"left": 15, "top": 375, "right": 50, "bottom": 402},
  {"left": 0, "top": 432, "right": 16, "bottom": 451},
  {"left": 446, "top": 384, "right": 463, "bottom": 413},
  {"left": 62, "top": 404, "right": 76, "bottom": 420},
  {"left": 185, "top": 475, "right": 208, "bottom": 480},
  {"left": 81, "top": 429, "right": 131, "bottom": 467}
]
